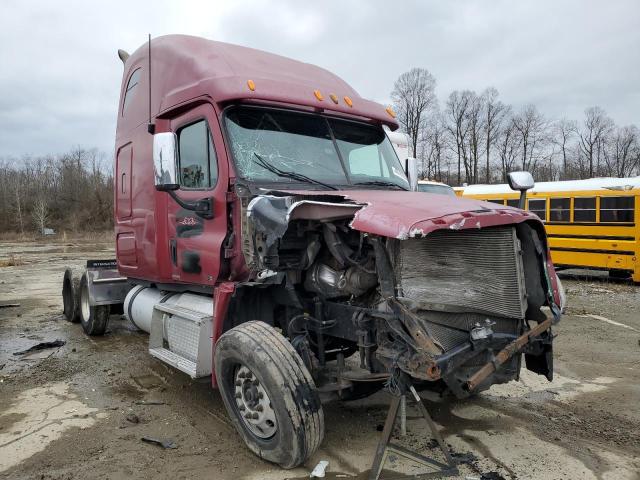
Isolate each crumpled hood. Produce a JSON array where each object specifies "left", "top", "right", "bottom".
[{"left": 271, "top": 189, "right": 540, "bottom": 239}]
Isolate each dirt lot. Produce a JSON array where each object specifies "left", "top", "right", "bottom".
[{"left": 0, "top": 239, "right": 639, "bottom": 480}]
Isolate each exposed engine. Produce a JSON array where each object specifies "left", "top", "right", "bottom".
[{"left": 231, "top": 192, "right": 560, "bottom": 400}]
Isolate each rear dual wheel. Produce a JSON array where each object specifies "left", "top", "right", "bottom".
[
  {"left": 62, "top": 268, "right": 81, "bottom": 323},
  {"left": 215, "top": 321, "right": 324, "bottom": 469},
  {"left": 78, "top": 272, "right": 109, "bottom": 336}
]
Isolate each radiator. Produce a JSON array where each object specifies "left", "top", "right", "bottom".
[{"left": 398, "top": 226, "right": 527, "bottom": 320}]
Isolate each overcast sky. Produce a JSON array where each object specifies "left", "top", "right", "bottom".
[{"left": 1, "top": 0, "right": 638, "bottom": 158}]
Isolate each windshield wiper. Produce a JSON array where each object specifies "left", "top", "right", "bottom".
[
  {"left": 253, "top": 153, "right": 338, "bottom": 191},
  {"left": 353, "top": 180, "right": 408, "bottom": 190}
]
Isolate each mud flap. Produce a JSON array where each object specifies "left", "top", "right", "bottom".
[{"left": 525, "top": 334, "right": 553, "bottom": 381}]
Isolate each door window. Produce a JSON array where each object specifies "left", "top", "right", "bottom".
[{"left": 177, "top": 120, "right": 218, "bottom": 189}]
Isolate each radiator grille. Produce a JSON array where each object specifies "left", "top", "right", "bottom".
[{"left": 399, "top": 226, "right": 527, "bottom": 319}]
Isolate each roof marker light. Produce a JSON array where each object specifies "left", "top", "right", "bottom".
[
  {"left": 344, "top": 96, "right": 353, "bottom": 107},
  {"left": 329, "top": 94, "right": 339, "bottom": 104},
  {"left": 247, "top": 80, "right": 256, "bottom": 91},
  {"left": 314, "top": 90, "right": 324, "bottom": 101},
  {"left": 385, "top": 106, "right": 396, "bottom": 118}
]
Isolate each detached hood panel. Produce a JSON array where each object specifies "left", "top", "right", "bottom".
[{"left": 266, "top": 189, "right": 540, "bottom": 239}]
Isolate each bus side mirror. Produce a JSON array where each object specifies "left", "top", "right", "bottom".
[
  {"left": 507, "top": 171, "right": 534, "bottom": 209},
  {"left": 405, "top": 157, "right": 418, "bottom": 192},
  {"left": 153, "top": 132, "right": 180, "bottom": 192}
]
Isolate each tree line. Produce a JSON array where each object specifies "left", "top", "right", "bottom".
[
  {"left": 391, "top": 68, "right": 640, "bottom": 185},
  {"left": 0, "top": 148, "right": 113, "bottom": 235},
  {"left": 1, "top": 69, "right": 638, "bottom": 235}
]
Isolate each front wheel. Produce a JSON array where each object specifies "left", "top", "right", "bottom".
[{"left": 214, "top": 321, "right": 324, "bottom": 469}]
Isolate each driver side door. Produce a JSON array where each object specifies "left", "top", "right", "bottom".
[{"left": 165, "top": 103, "right": 228, "bottom": 287}]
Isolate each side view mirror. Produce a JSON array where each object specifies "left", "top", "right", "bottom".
[
  {"left": 152, "top": 132, "right": 214, "bottom": 219},
  {"left": 507, "top": 171, "right": 535, "bottom": 209},
  {"left": 153, "top": 132, "right": 179, "bottom": 191},
  {"left": 405, "top": 157, "right": 418, "bottom": 192}
]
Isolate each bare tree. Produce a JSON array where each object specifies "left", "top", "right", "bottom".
[
  {"left": 32, "top": 196, "right": 50, "bottom": 235},
  {"left": 551, "top": 118, "right": 577, "bottom": 179},
  {"left": 466, "top": 92, "right": 485, "bottom": 183},
  {"left": 497, "top": 117, "right": 521, "bottom": 181},
  {"left": 513, "top": 104, "right": 548, "bottom": 172},
  {"left": 391, "top": 68, "right": 437, "bottom": 159},
  {"left": 481, "top": 87, "right": 508, "bottom": 183},
  {"left": 13, "top": 182, "right": 25, "bottom": 235},
  {"left": 422, "top": 110, "right": 447, "bottom": 180},
  {"left": 445, "top": 90, "right": 473, "bottom": 185},
  {"left": 603, "top": 125, "right": 639, "bottom": 177},
  {"left": 577, "top": 106, "right": 614, "bottom": 178}
]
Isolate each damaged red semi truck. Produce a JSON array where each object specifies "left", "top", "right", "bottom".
[{"left": 62, "top": 35, "right": 565, "bottom": 468}]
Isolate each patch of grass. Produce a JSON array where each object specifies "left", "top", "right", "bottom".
[
  {"left": 0, "top": 231, "right": 35, "bottom": 242},
  {"left": 0, "top": 254, "right": 24, "bottom": 267}
]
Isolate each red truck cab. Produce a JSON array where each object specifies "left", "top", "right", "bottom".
[{"left": 62, "top": 35, "right": 563, "bottom": 469}]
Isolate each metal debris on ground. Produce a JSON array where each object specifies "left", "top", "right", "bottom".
[
  {"left": 310, "top": 460, "right": 329, "bottom": 478},
  {"left": 0, "top": 303, "right": 20, "bottom": 308},
  {"left": 481, "top": 473, "right": 506, "bottom": 480},
  {"left": 12, "top": 339, "right": 66, "bottom": 356},
  {"left": 135, "top": 400, "right": 165, "bottom": 405},
  {"left": 140, "top": 436, "right": 177, "bottom": 449}
]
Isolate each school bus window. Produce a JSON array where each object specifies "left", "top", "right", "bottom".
[
  {"left": 487, "top": 199, "right": 505, "bottom": 205},
  {"left": 527, "top": 199, "right": 547, "bottom": 221},
  {"left": 506, "top": 199, "right": 519, "bottom": 208},
  {"left": 573, "top": 197, "right": 596, "bottom": 222},
  {"left": 600, "top": 196, "right": 635, "bottom": 223},
  {"left": 549, "top": 198, "right": 570, "bottom": 222}
]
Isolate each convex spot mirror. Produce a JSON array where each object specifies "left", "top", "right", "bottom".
[
  {"left": 507, "top": 171, "right": 534, "bottom": 192},
  {"left": 153, "top": 132, "right": 179, "bottom": 191}
]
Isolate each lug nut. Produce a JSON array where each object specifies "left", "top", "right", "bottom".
[
  {"left": 245, "top": 371, "right": 252, "bottom": 379},
  {"left": 235, "top": 380, "right": 242, "bottom": 386},
  {"left": 235, "top": 392, "right": 242, "bottom": 399},
  {"left": 256, "top": 405, "right": 263, "bottom": 412},
  {"left": 252, "top": 412, "right": 260, "bottom": 419},
  {"left": 257, "top": 392, "right": 264, "bottom": 399},
  {"left": 238, "top": 404, "right": 245, "bottom": 411}
]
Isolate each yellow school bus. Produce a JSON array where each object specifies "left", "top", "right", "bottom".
[{"left": 460, "top": 177, "right": 640, "bottom": 282}]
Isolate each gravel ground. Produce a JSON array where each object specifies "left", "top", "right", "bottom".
[{"left": 0, "top": 240, "right": 639, "bottom": 480}]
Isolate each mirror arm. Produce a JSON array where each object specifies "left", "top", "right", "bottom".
[
  {"left": 167, "top": 190, "right": 214, "bottom": 219},
  {"left": 518, "top": 191, "right": 527, "bottom": 210}
]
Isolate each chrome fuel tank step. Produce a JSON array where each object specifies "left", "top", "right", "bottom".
[{"left": 124, "top": 286, "right": 214, "bottom": 378}]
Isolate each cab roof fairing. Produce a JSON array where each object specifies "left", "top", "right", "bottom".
[{"left": 122, "top": 35, "right": 399, "bottom": 130}]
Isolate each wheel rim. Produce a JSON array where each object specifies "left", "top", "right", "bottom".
[
  {"left": 234, "top": 365, "right": 277, "bottom": 439},
  {"left": 80, "top": 281, "right": 90, "bottom": 322}
]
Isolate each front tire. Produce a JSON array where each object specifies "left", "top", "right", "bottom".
[
  {"left": 79, "top": 272, "right": 110, "bottom": 336},
  {"left": 214, "top": 321, "right": 324, "bottom": 469}
]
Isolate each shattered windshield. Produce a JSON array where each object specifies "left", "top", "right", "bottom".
[{"left": 224, "top": 106, "right": 409, "bottom": 190}]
